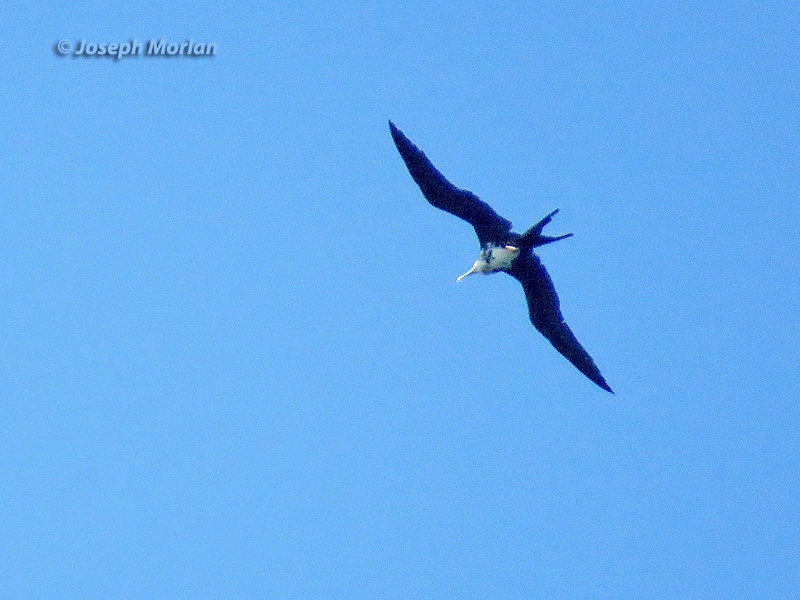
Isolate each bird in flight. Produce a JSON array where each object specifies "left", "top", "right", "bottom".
[{"left": 389, "top": 121, "right": 613, "bottom": 393}]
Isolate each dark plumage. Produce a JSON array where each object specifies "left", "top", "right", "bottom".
[{"left": 390, "top": 121, "right": 613, "bottom": 393}]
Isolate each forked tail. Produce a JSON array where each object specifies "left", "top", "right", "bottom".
[{"left": 518, "top": 209, "right": 573, "bottom": 250}]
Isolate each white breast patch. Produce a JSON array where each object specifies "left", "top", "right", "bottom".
[{"left": 483, "top": 244, "right": 520, "bottom": 271}]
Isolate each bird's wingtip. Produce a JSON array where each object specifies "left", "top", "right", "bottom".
[{"left": 388, "top": 121, "right": 403, "bottom": 142}]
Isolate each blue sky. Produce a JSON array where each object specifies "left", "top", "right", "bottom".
[{"left": 2, "top": 2, "right": 798, "bottom": 598}]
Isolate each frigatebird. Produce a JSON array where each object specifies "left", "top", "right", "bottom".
[{"left": 390, "top": 121, "right": 613, "bottom": 393}]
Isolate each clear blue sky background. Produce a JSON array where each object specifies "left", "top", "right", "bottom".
[{"left": 2, "top": 2, "right": 798, "bottom": 598}]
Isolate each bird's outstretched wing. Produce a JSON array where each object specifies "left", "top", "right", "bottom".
[
  {"left": 390, "top": 121, "right": 512, "bottom": 246},
  {"left": 509, "top": 252, "right": 613, "bottom": 393}
]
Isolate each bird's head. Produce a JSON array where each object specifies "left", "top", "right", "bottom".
[{"left": 456, "top": 258, "right": 485, "bottom": 282}]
